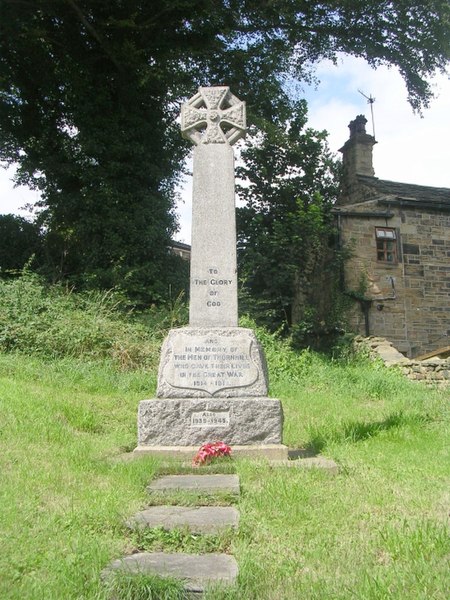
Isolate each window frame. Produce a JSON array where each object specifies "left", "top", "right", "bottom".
[{"left": 375, "top": 227, "right": 398, "bottom": 264}]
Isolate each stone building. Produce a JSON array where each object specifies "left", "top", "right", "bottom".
[
  {"left": 335, "top": 115, "right": 450, "bottom": 358},
  {"left": 170, "top": 240, "right": 191, "bottom": 261}
]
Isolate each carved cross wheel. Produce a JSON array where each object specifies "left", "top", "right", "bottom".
[{"left": 181, "top": 86, "right": 246, "bottom": 146}]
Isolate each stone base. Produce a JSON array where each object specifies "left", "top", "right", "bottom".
[
  {"left": 133, "top": 443, "right": 289, "bottom": 461},
  {"left": 137, "top": 397, "right": 284, "bottom": 447}
]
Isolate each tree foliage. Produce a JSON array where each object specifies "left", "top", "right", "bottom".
[
  {"left": 0, "top": 214, "right": 43, "bottom": 274},
  {"left": 0, "top": 1, "right": 448, "bottom": 301},
  {"left": 237, "top": 101, "right": 346, "bottom": 346}
]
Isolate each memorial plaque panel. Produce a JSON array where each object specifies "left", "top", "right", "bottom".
[
  {"left": 157, "top": 328, "right": 268, "bottom": 398},
  {"left": 163, "top": 332, "right": 257, "bottom": 394}
]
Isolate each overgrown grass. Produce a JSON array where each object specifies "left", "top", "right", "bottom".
[
  {"left": 103, "top": 572, "right": 186, "bottom": 600},
  {"left": 0, "top": 273, "right": 174, "bottom": 369},
  {"left": 0, "top": 277, "right": 448, "bottom": 598}
]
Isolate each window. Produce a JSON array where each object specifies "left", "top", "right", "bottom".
[{"left": 375, "top": 227, "right": 398, "bottom": 263}]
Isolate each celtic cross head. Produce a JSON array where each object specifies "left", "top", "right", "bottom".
[{"left": 180, "top": 86, "right": 246, "bottom": 146}]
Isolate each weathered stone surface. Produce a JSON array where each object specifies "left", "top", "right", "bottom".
[
  {"left": 181, "top": 86, "right": 245, "bottom": 147},
  {"left": 157, "top": 327, "right": 268, "bottom": 398},
  {"left": 137, "top": 397, "right": 283, "bottom": 446},
  {"left": 147, "top": 474, "right": 240, "bottom": 495},
  {"left": 126, "top": 506, "right": 239, "bottom": 534},
  {"left": 180, "top": 86, "right": 246, "bottom": 328},
  {"left": 189, "top": 144, "right": 238, "bottom": 327},
  {"left": 339, "top": 121, "right": 450, "bottom": 359},
  {"left": 104, "top": 552, "right": 238, "bottom": 593},
  {"left": 133, "top": 87, "right": 289, "bottom": 456},
  {"left": 374, "top": 344, "right": 409, "bottom": 366}
]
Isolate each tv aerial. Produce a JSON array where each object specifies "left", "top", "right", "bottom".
[{"left": 358, "top": 90, "right": 376, "bottom": 139}]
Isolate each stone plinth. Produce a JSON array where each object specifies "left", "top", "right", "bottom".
[
  {"left": 137, "top": 326, "right": 286, "bottom": 458},
  {"left": 137, "top": 397, "right": 283, "bottom": 447}
]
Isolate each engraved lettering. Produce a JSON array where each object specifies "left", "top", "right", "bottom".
[
  {"left": 164, "top": 332, "right": 259, "bottom": 395},
  {"left": 190, "top": 410, "right": 230, "bottom": 427},
  {"left": 210, "top": 279, "right": 232, "bottom": 285}
]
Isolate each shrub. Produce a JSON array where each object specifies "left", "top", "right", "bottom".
[{"left": 0, "top": 273, "right": 166, "bottom": 369}]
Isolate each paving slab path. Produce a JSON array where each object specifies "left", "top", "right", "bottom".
[
  {"left": 105, "top": 473, "right": 240, "bottom": 595},
  {"left": 147, "top": 473, "right": 240, "bottom": 495},
  {"left": 105, "top": 552, "right": 238, "bottom": 594},
  {"left": 126, "top": 505, "right": 239, "bottom": 534}
]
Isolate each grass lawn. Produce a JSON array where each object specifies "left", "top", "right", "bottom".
[{"left": 0, "top": 350, "right": 448, "bottom": 599}]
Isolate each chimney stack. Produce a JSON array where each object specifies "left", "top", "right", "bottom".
[{"left": 338, "top": 115, "right": 376, "bottom": 204}]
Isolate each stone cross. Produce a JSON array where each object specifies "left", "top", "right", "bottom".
[{"left": 181, "top": 87, "right": 246, "bottom": 327}]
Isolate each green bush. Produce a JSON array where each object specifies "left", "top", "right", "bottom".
[
  {"left": 239, "top": 314, "right": 317, "bottom": 383},
  {"left": 0, "top": 273, "right": 169, "bottom": 369}
]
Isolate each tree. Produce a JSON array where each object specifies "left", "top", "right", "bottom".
[
  {"left": 1, "top": 0, "right": 192, "bottom": 302},
  {"left": 0, "top": 1, "right": 448, "bottom": 301},
  {"left": 0, "top": 214, "right": 43, "bottom": 274},
  {"left": 237, "top": 101, "right": 345, "bottom": 346}
]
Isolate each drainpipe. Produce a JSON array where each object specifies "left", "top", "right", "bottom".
[{"left": 360, "top": 299, "right": 372, "bottom": 336}]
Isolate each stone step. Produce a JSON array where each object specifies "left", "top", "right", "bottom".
[
  {"left": 147, "top": 474, "right": 240, "bottom": 495},
  {"left": 126, "top": 505, "right": 239, "bottom": 534},
  {"left": 105, "top": 552, "right": 238, "bottom": 594}
]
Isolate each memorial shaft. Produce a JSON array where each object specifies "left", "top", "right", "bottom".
[
  {"left": 180, "top": 86, "right": 246, "bottom": 328},
  {"left": 190, "top": 144, "right": 237, "bottom": 326}
]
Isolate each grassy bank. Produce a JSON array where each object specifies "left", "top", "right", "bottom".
[
  {"left": 0, "top": 277, "right": 448, "bottom": 598},
  {"left": 1, "top": 351, "right": 448, "bottom": 599}
]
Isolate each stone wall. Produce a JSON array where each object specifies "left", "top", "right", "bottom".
[
  {"left": 339, "top": 203, "right": 450, "bottom": 358},
  {"left": 353, "top": 336, "right": 450, "bottom": 388}
]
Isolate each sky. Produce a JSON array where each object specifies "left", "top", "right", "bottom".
[{"left": 1, "top": 55, "right": 449, "bottom": 243}]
